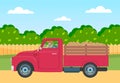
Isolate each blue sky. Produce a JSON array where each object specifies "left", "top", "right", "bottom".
[{"left": 0, "top": 0, "right": 120, "bottom": 34}]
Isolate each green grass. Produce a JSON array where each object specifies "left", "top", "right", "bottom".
[
  {"left": 0, "top": 55, "right": 15, "bottom": 70},
  {"left": 0, "top": 54, "right": 120, "bottom": 70},
  {"left": 108, "top": 55, "right": 120, "bottom": 70}
]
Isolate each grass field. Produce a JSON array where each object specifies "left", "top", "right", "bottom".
[
  {"left": 0, "top": 55, "right": 120, "bottom": 70},
  {"left": 108, "top": 55, "right": 120, "bottom": 70},
  {"left": 0, "top": 55, "right": 14, "bottom": 70}
]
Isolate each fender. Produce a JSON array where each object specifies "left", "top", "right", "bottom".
[{"left": 12, "top": 56, "right": 39, "bottom": 71}]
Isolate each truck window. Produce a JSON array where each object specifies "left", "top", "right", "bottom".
[{"left": 43, "top": 41, "right": 58, "bottom": 48}]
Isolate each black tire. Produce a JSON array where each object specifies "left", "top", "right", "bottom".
[
  {"left": 83, "top": 63, "right": 97, "bottom": 78},
  {"left": 17, "top": 62, "right": 33, "bottom": 78}
]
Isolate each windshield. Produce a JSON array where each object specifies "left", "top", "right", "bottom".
[{"left": 43, "top": 41, "right": 58, "bottom": 48}]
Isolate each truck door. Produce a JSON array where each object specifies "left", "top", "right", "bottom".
[{"left": 38, "top": 40, "right": 61, "bottom": 71}]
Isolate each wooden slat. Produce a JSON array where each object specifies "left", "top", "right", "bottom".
[
  {"left": 65, "top": 54, "right": 85, "bottom": 55},
  {"left": 87, "top": 52, "right": 106, "bottom": 54},
  {"left": 65, "top": 51, "right": 85, "bottom": 53},
  {"left": 65, "top": 53, "right": 85, "bottom": 55},
  {"left": 87, "top": 48, "right": 107, "bottom": 50},
  {"left": 87, "top": 46, "right": 107, "bottom": 48},
  {"left": 65, "top": 49, "right": 85, "bottom": 51},
  {"left": 65, "top": 46, "right": 85, "bottom": 48},
  {"left": 87, "top": 50, "right": 107, "bottom": 52},
  {"left": 65, "top": 47, "right": 85, "bottom": 49},
  {"left": 65, "top": 52, "right": 85, "bottom": 54},
  {"left": 87, "top": 54, "right": 107, "bottom": 55}
]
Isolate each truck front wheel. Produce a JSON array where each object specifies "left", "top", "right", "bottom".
[
  {"left": 17, "top": 62, "right": 33, "bottom": 78},
  {"left": 83, "top": 63, "right": 97, "bottom": 78}
]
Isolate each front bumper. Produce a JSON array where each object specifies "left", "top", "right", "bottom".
[{"left": 11, "top": 65, "right": 14, "bottom": 71}]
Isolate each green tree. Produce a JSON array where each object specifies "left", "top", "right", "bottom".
[
  {"left": 0, "top": 24, "right": 120, "bottom": 45},
  {"left": 20, "top": 31, "right": 41, "bottom": 44},
  {"left": 0, "top": 24, "right": 41, "bottom": 44},
  {"left": 40, "top": 26, "right": 69, "bottom": 44},
  {"left": 0, "top": 24, "right": 20, "bottom": 44},
  {"left": 98, "top": 24, "right": 120, "bottom": 44},
  {"left": 69, "top": 25, "right": 98, "bottom": 43}
]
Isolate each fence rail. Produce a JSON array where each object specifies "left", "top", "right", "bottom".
[{"left": 0, "top": 44, "right": 120, "bottom": 55}]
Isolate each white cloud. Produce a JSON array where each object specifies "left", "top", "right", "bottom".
[
  {"left": 54, "top": 16, "right": 71, "bottom": 21},
  {"left": 8, "top": 7, "right": 34, "bottom": 14},
  {"left": 85, "top": 6, "right": 112, "bottom": 13}
]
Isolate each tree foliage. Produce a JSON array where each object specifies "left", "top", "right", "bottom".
[
  {"left": 40, "top": 26, "right": 69, "bottom": 44},
  {"left": 0, "top": 24, "right": 41, "bottom": 44},
  {"left": 69, "top": 25, "right": 98, "bottom": 43},
  {"left": 0, "top": 24, "right": 120, "bottom": 45},
  {"left": 20, "top": 31, "right": 41, "bottom": 44},
  {"left": 98, "top": 24, "right": 120, "bottom": 44}
]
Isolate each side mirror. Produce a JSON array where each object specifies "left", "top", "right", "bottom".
[
  {"left": 39, "top": 47, "right": 42, "bottom": 50},
  {"left": 37, "top": 47, "right": 42, "bottom": 51}
]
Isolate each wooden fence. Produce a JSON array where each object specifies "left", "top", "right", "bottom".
[
  {"left": 0, "top": 44, "right": 120, "bottom": 55},
  {"left": 0, "top": 44, "right": 40, "bottom": 55},
  {"left": 109, "top": 45, "right": 120, "bottom": 55}
]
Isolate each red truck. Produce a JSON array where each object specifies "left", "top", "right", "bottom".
[{"left": 12, "top": 38, "right": 108, "bottom": 78}]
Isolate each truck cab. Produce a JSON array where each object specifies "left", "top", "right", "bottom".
[{"left": 36, "top": 38, "right": 63, "bottom": 72}]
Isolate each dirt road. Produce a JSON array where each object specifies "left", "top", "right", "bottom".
[{"left": 0, "top": 70, "right": 120, "bottom": 83}]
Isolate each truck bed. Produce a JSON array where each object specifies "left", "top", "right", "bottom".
[{"left": 64, "top": 55, "right": 108, "bottom": 67}]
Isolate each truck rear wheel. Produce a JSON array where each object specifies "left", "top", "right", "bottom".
[
  {"left": 83, "top": 63, "right": 97, "bottom": 78},
  {"left": 17, "top": 62, "right": 33, "bottom": 78}
]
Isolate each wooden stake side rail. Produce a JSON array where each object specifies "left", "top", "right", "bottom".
[{"left": 64, "top": 44, "right": 108, "bottom": 55}]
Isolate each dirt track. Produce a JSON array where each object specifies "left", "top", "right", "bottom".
[{"left": 0, "top": 70, "right": 120, "bottom": 83}]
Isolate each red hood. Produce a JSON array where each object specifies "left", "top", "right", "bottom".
[{"left": 16, "top": 50, "right": 37, "bottom": 57}]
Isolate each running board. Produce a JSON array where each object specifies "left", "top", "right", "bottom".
[
  {"left": 97, "top": 67, "right": 108, "bottom": 71},
  {"left": 63, "top": 67, "right": 81, "bottom": 72}
]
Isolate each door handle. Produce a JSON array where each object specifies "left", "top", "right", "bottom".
[{"left": 52, "top": 53, "right": 57, "bottom": 55}]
